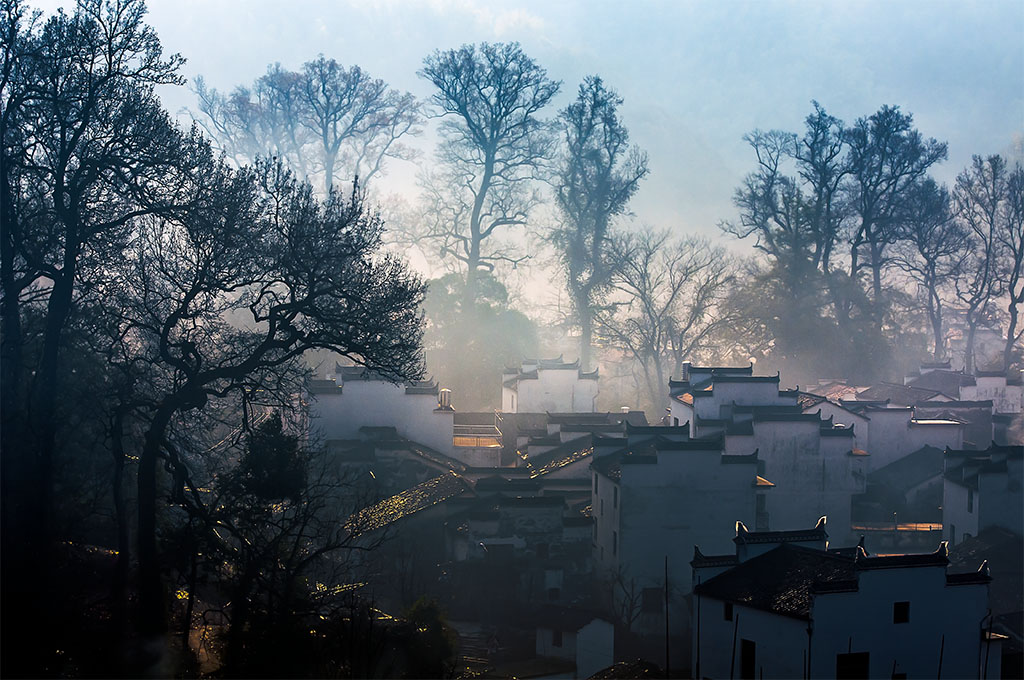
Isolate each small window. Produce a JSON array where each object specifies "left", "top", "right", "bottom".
[
  {"left": 613, "top": 531, "right": 618, "bottom": 555},
  {"left": 552, "top": 629, "right": 562, "bottom": 647},
  {"left": 641, "top": 587, "right": 662, "bottom": 613},
  {"left": 893, "top": 601, "right": 910, "bottom": 624},
  {"left": 613, "top": 486, "right": 618, "bottom": 508},
  {"left": 673, "top": 417, "right": 679, "bottom": 426},
  {"left": 724, "top": 602, "right": 733, "bottom": 621},
  {"left": 967, "top": 488, "right": 974, "bottom": 512}
]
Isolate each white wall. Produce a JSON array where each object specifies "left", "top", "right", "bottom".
[
  {"left": 575, "top": 619, "right": 614, "bottom": 679},
  {"left": 962, "top": 375, "right": 1023, "bottom": 414},
  {"left": 308, "top": 379, "right": 454, "bottom": 455},
  {"left": 505, "top": 368, "right": 599, "bottom": 414},
  {"left": 811, "top": 568, "right": 993, "bottom": 679},
  {"left": 692, "top": 600, "right": 807, "bottom": 680}
]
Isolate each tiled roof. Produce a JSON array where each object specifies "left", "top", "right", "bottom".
[
  {"left": 695, "top": 544, "right": 856, "bottom": 619},
  {"left": 346, "top": 471, "right": 469, "bottom": 533},
  {"left": 525, "top": 437, "right": 594, "bottom": 478},
  {"left": 735, "top": 516, "right": 828, "bottom": 545},
  {"left": 868, "top": 445, "right": 944, "bottom": 490},
  {"left": 797, "top": 392, "right": 827, "bottom": 409},
  {"left": 906, "top": 369, "right": 974, "bottom": 397},
  {"left": 854, "top": 542, "right": 949, "bottom": 570},
  {"left": 691, "top": 546, "right": 739, "bottom": 569},
  {"left": 591, "top": 452, "right": 623, "bottom": 481},
  {"left": 856, "top": 382, "right": 950, "bottom": 406},
  {"left": 588, "top": 659, "right": 663, "bottom": 679}
]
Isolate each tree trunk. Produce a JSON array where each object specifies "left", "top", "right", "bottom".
[
  {"left": 579, "top": 302, "right": 593, "bottom": 372},
  {"left": 138, "top": 403, "right": 176, "bottom": 637},
  {"left": 1004, "top": 299, "right": 1020, "bottom": 370},
  {"left": 965, "top": 319, "right": 978, "bottom": 374}
]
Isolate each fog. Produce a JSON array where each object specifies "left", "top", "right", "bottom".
[{"left": 3, "top": 1, "right": 1022, "bottom": 678}]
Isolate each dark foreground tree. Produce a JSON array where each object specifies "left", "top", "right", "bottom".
[
  {"left": 112, "top": 158, "right": 425, "bottom": 645},
  {"left": 419, "top": 42, "right": 560, "bottom": 309},
  {"left": 552, "top": 76, "right": 648, "bottom": 370}
]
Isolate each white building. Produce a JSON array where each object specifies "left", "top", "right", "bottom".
[
  {"left": 502, "top": 357, "right": 599, "bottom": 413},
  {"left": 534, "top": 608, "right": 614, "bottom": 680},
  {"left": 308, "top": 364, "right": 455, "bottom": 456},
  {"left": 961, "top": 370, "right": 1024, "bottom": 415},
  {"left": 943, "top": 443, "right": 1024, "bottom": 546},
  {"left": 591, "top": 435, "right": 765, "bottom": 636},
  {"left": 692, "top": 520, "right": 1002, "bottom": 679}
]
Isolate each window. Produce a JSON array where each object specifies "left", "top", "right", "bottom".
[
  {"left": 552, "top": 629, "right": 562, "bottom": 648},
  {"left": 613, "top": 486, "right": 618, "bottom": 508},
  {"left": 967, "top": 488, "right": 974, "bottom": 512},
  {"left": 893, "top": 601, "right": 910, "bottom": 624},
  {"left": 673, "top": 417, "right": 679, "bottom": 426},
  {"left": 600, "top": 499, "right": 604, "bottom": 516},
  {"left": 548, "top": 587, "right": 560, "bottom": 601},
  {"left": 641, "top": 587, "right": 662, "bottom": 613},
  {"left": 740, "top": 639, "right": 756, "bottom": 680},
  {"left": 724, "top": 602, "right": 733, "bottom": 621},
  {"left": 836, "top": 652, "right": 869, "bottom": 679},
  {"left": 612, "top": 531, "right": 617, "bottom": 555}
]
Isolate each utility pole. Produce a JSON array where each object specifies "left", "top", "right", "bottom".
[{"left": 664, "top": 555, "right": 670, "bottom": 678}]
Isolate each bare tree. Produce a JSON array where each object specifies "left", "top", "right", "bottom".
[
  {"left": 998, "top": 163, "right": 1024, "bottom": 369},
  {"left": 193, "top": 57, "right": 423, "bottom": 195},
  {"left": 892, "top": 178, "right": 967, "bottom": 359},
  {"left": 598, "top": 230, "right": 736, "bottom": 411},
  {"left": 954, "top": 155, "right": 1011, "bottom": 372},
  {"left": 419, "top": 42, "right": 560, "bottom": 308},
  {"left": 551, "top": 76, "right": 648, "bottom": 370}
]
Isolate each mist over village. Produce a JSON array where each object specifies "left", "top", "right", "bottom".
[{"left": 2, "top": 0, "right": 1023, "bottom": 678}]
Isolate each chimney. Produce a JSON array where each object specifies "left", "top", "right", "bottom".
[
  {"left": 439, "top": 388, "right": 452, "bottom": 409},
  {"left": 680, "top": 361, "right": 691, "bottom": 383},
  {"left": 620, "top": 406, "right": 630, "bottom": 414}
]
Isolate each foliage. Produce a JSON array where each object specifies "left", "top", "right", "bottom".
[{"left": 422, "top": 272, "right": 538, "bottom": 409}]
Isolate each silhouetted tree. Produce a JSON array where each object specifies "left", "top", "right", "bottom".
[
  {"left": 997, "top": 162, "right": 1024, "bottom": 369},
  {"left": 113, "top": 159, "right": 425, "bottom": 641},
  {"left": 419, "top": 42, "right": 560, "bottom": 308},
  {"left": 845, "top": 105, "right": 948, "bottom": 324},
  {"left": 892, "top": 178, "right": 967, "bottom": 359},
  {"left": 551, "top": 76, "right": 648, "bottom": 370},
  {"left": 598, "top": 229, "right": 736, "bottom": 411},
  {"left": 953, "top": 155, "right": 1011, "bottom": 372},
  {"left": 194, "top": 57, "right": 423, "bottom": 195}
]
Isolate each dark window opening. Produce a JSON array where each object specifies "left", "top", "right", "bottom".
[
  {"left": 593, "top": 474, "right": 598, "bottom": 493},
  {"left": 967, "top": 488, "right": 974, "bottom": 512},
  {"left": 613, "top": 486, "right": 618, "bottom": 508},
  {"left": 836, "top": 652, "right": 869, "bottom": 679},
  {"left": 724, "top": 602, "right": 733, "bottom": 621},
  {"left": 740, "top": 639, "right": 756, "bottom": 680},
  {"left": 552, "top": 629, "right": 562, "bottom": 647},
  {"left": 893, "top": 601, "right": 910, "bottom": 624},
  {"left": 548, "top": 587, "right": 560, "bottom": 601}
]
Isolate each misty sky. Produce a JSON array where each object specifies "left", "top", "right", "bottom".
[{"left": 33, "top": 0, "right": 1024, "bottom": 242}]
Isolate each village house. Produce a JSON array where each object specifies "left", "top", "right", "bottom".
[
  {"left": 691, "top": 519, "right": 1002, "bottom": 680},
  {"left": 308, "top": 364, "right": 456, "bottom": 456},
  {"left": 533, "top": 606, "right": 614, "bottom": 679},
  {"left": 502, "top": 356, "right": 600, "bottom": 413},
  {"left": 591, "top": 433, "right": 766, "bottom": 642},
  {"left": 943, "top": 443, "right": 1024, "bottom": 546}
]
